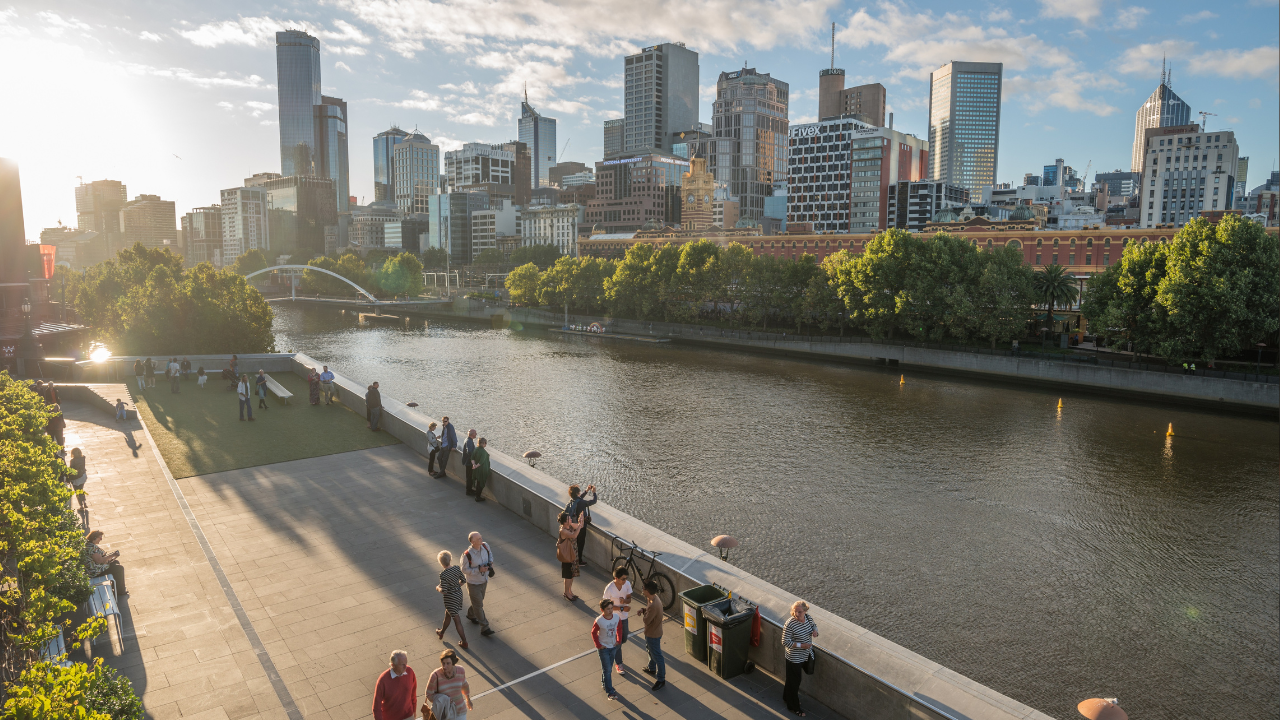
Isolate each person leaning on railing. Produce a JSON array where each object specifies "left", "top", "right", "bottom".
[{"left": 781, "top": 600, "right": 819, "bottom": 717}]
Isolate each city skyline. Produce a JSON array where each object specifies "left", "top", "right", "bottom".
[{"left": 1, "top": 0, "right": 1277, "bottom": 240}]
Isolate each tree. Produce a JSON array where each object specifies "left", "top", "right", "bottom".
[
  {"left": 835, "top": 228, "right": 917, "bottom": 339},
  {"left": 421, "top": 247, "right": 449, "bottom": 269},
  {"left": 805, "top": 251, "right": 852, "bottom": 335},
  {"left": 720, "top": 242, "right": 756, "bottom": 323},
  {"left": 675, "top": 239, "right": 723, "bottom": 310},
  {"left": 232, "top": 249, "right": 268, "bottom": 276},
  {"left": 504, "top": 263, "right": 541, "bottom": 305},
  {"left": 474, "top": 248, "right": 504, "bottom": 265},
  {"left": 972, "top": 246, "right": 1036, "bottom": 349},
  {"left": 1031, "top": 264, "right": 1079, "bottom": 341},
  {"left": 509, "top": 244, "right": 563, "bottom": 270},
  {"left": 1100, "top": 239, "right": 1172, "bottom": 356},
  {"left": 605, "top": 243, "right": 658, "bottom": 319},
  {"left": 898, "top": 232, "right": 982, "bottom": 342},
  {"left": 376, "top": 252, "right": 425, "bottom": 297}
]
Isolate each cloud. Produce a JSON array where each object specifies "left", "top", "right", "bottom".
[
  {"left": 330, "top": 45, "right": 367, "bottom": 55},
  {"left": 1179, "top": 10, "right": 1218, "bottom": 23},
  {"left": 1116, "top": 40, "right": 1196, "bottom": 75},
  {"left": 1038, "top": 0, "right": 1105, "bottom": 25},
  {"left": 395, "top": 89, "right": 442, "bottom": 111},
  {"left": 139, "top": 30, "right": 162, "bottom": 42},
  {"left": 433, "top": 135, "right": 466, "bottom": 153},
  {"left": 37, "top": 11, "right": 91, "bottom": 37},
  {"left": 177, "top": 16, "right": 370, "bottom": 49},
  {"left": 440, "top": 81, "right": 479, "bottom": 94},
  {"left": 1249, "top": 97, "right": 1262, "bottom": 108},
  {"left": 451, "top": 112, "right": 498, "bottom": 126},
  {"left": 244, "top": 100, "right": 273, "bottom": 117},
  {"left": 126, "top": 64, "right": 270, "bottom": 89},
  {"left": 217, "top": 101, "right": 235, "bottom": 110},
  {"left": 335, "top": 61, "right": 353, "bottom": 72},
  {"left": 1114, "top": 7, "right": 1148, "bottom": 29},
  {"left": 1005, "top": 69, "right": 1122, "bottom": 116},
  {"left": 1119, "top": 41, "right": 1279, "bottom": 78},
  {"left": 985, "top": 8, "right": 1013, "bottom": 21}
]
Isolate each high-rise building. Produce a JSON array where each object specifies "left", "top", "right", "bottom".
[
  {"left": 817, "top": 68, "right": 845, "bottom": 121},
  {"left": 1094, "top": 170, "right": 1141, "bottom": 199},
  {"left": 1235, "top": 156, "right": 1249, "bottom": 201},
  {"left": 427, "top": 192, "right": 489, "bottom": 266},
  {"left": 392, "top": 132, "right": 440, "bottom": 214},
  {"left": 470, "top": 199, "right": 519, "bottom": 260},
  {"left": 518, "top": 94, "right": 557, "bottom": 188},
  {"left": 522, "top": 204, "right": 584, "bottom": 257},
  {"left": 181, "top": 206, "right": 223, "bottom": 266},
  {"left": 383, "top": 214, "right": 429, "bottom": 253},
  {"left": 219, "top": 186, "right": 269, "bottom": 265},
  {"left": 838, "top": 83, "right": 886, "bottom": 127},
  {"left": 1137, "top": 124, "right": 1239, "bottom": 228},
  {"left": 0, "top": 158, "right": 25, "bottom": 284},
  {"left": 373, "top": 127, "right": 410, "bottom": 202},
  {"left": 623, "top": 42, "right": 699, "bottom": 154},
  {"left": 693, "top": 68, "right": 789, "bottom": 221},
  {"left": 927, "top": 61, "right": 1002, "bottom": 190},
  {"left": 603, "top": 118, "right": 624, "bottom": 157},
  {"left": 119, "top": 194, "right": 177, "bottom": 250},
  {"left": 585, "top": 154, "right": 689, "bottom": 233},
  {"left": 500, "top": 140, "right": 533, "bottom": 207},
  {"left": 315, "top": 95, "right": 350, "bottom": 213},
  {"left": 1130, "top": 63, "right": 1191, "bottom": 172},
  {"left": 276, "top": 30, "right": 322, "bottom": 176},
  {"left": 349, "top": 201, "right": 399, "bottom": 248},
  {"left": 444, "top": 143, "right": 515, "bottom": 204},
  {"left": 549, "top": 162, "right": 589, "bottom": 188},
  {"left": 1022, "top": 173, "right": 1042, "bottom": 187},
  {"left": 262, "top": 175, "right": 337, "bottom": 258},
  {"left": 886, "top": 181, "right": 969, "bottom": 232},
  {"left": 786, "top": 117, "right": 928, "bottom": 233},
  {"left": 75, "top": 180, "right": 128, "bottom": 235}
]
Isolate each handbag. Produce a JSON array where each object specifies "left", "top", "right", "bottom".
[
  {"left": 556, "top": 534, "right": 577, "bottom": 564},
  {"left": 802, "top": 651, "right": 816, "bottom": 675}
]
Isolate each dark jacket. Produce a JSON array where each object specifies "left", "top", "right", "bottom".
[
  {"left": 462, "top": 436, "right": 476, "bottom": 462},
  {"left": 366, "top": 387, "right": 382, "bottom": 409},
  {"left": 440, "top": 422, "right": 458, "bottom": 450},
  {"left": 567, "top": 490, "right": 597, "bottom": 524}
]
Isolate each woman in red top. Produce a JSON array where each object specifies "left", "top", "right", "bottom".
[{"left": 372, "top": 650, "right": 417, "bottom": 720}]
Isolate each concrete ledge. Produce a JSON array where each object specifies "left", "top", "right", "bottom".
[{"left": 292, "top": 350, "right": 1054, "bottom": 720}]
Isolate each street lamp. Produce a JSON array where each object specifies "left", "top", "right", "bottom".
[{"left": 1258, "top": 342, "right": 1267, "bottom": 374}]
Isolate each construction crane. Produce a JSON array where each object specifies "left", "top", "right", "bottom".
[
  {"left": 1079, "top": 159, "right": 1092, "bottom": 191},
  {"left": 1198, "top": 111, "right": 1217, "bottom": 132},
  {"left": 558, "top": 137, "right": 571, "bottom": 162}
]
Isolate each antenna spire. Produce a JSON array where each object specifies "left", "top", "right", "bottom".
[
  {"left": 523, "top": 81, "right": 528, "bottom": 104},
  {"left": 831, "top": 22, "right": 835, "bottom": 70},
  {"left": 1161, "top": 55, "right": 1167, "bottom": 86}
]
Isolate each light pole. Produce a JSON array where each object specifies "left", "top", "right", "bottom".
[
  {"left": 1258, "top": 342, "right": 1267, "bottom": 374},
  {"left": 18, "top": 296, "right": 35, "bottom": 378}
]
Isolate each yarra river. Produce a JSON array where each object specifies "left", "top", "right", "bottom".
[{"left": 273, "top": 304, "right": 1278, "bottom": 720}]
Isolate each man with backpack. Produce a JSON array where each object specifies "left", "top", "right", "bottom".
[{"left": 461, "top": 532, "right": 495, "bottom": 637}]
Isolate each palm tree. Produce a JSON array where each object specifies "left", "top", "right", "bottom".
[{"left": 1032, "top": 264, "right": 1079, "bottom": 344}]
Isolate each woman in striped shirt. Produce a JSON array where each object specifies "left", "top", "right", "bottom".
[
  {"left": 781, "top": 600, "right": 819, "bottom": 716},
  {"left": 425, "top": 649, "right": 472, "bottom": 718}
]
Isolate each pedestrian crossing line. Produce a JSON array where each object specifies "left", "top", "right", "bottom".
[{"left": 472, "top": 628, "right": 647, "bottom": 699}]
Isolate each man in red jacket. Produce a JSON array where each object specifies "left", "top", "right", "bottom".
[{"left": 372, "top": 650, "right": 417, "bottom": 720}]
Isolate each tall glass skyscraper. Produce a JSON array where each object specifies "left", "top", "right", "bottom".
[
  {"left": 276, "top": 31, "right": 322, "bottom": 177},
  {"left": 316, "top": 96, "right": 349, "bottom": 212},
  {"left": 393, "top": 132, "right": 441, "bottom": 214},
  {"left": 1130, "top": 65, "right": 1191, "bottom": 172},
  {"left": 927, "top": 61, "right": 1002, "bottom": 190},
  {"left": 624, "top": 42, "right": 699, "bottom": 154},
  {"left": 373, "top": 127, "right": 409, "bottom": 202},
  {"left": 518, "top": 96, "right": 556, "bottom": 189}
]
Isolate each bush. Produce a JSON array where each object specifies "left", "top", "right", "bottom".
[{"left": 3, "top": 660, "right": 142, "bottom": 720}]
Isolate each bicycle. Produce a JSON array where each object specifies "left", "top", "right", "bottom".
[{"left": 611, "top": 537, "right": 677, "bottom": 611}]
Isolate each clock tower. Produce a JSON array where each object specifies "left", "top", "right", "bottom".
[{"left": 681, "top": 155, "right": 715, "bottom": 230}]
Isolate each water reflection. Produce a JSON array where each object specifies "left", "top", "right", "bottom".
[{"left": 272, "top": 304, "right": 1278, "bottom": 720}]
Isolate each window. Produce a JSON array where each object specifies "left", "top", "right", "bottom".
[{"left": 1036, "top": 252, "right": 1042, "bottom": 263}]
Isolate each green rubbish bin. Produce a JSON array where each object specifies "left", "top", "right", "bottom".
[
  {"left": 703, "top": 597, "right": 757, "bottom": 679},
  {"left": 679, "top": 585, "right": 727, "bottom": 662}
]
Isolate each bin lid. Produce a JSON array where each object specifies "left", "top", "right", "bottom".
[{"left": 703, "top": 597, "right": 755, "bottom": 626}]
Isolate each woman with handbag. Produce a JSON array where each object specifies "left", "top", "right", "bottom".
[
  {"left": 781, "top": 600, "right": 819, "bottom": 716},
  {"left": 557, "top": 511, "right": 583, "bottom": 601},
  {"left": 423, "top": 649, "right": 472, "bottom": 720}
]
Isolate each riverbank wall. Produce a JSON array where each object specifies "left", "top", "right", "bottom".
[{"left": 277, "top": 349, "right": 1053, "bottom": 720}]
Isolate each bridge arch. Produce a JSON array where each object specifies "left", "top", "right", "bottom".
[{"left": 244, "top": 265, "right": 379, "bottom": 303}]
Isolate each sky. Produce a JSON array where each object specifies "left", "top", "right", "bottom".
[{"left": 1, "top": 0, "right": 1277, "bottom": 241}]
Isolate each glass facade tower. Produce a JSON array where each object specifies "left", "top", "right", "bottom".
[
  {"left": 373, "top": 127, "right": 409, "bottom": 202},
  {"left": 927, "top": 61, "right": 1002, "bottom": 191},
  {"left": 518, "top": 98, "right": 556, "bottom": 189},
  {"left": 276, "top": 31, "right": 322, "bottom": 177},
  {"left": 316, "top": 96, "right": 349, "bottom": 212},
  {"left": 1130, "top": 71, "right": 1191, "bottom": 172}
]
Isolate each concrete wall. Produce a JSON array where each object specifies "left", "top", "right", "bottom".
[
  {"left": 74, "top": 355, "right": 298, "bottom": 384},
  {"left": 293, "top": 351, "right": 1053, "bottom": 720}
]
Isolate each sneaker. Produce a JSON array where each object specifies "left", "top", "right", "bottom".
[
  {"left": 615, "top": 665, "right": 625, "bottom": 675},
  {"left": 641, "top": 667, "right": 656, "bottom": 676},
  {"left": 651, "top": 680, "right": 665, "bottom": 691},
  {"left": 469, "top": 617, "right": 480, "bottom": 625},
  {"left": 480, "top": 628, "right": 495, "bottom": 637},
  {"left": 607, "top": 693, "right": 619, "bottom": 701}
]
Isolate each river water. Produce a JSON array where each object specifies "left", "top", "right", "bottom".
[{"left": 272, "top": 304, "right": 1278, "bottom": 720}]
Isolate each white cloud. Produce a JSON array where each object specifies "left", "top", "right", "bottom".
[
  {"left": 126, "top": 64, "right": 270, "bottom": 89},
  {"left": 37, "top": 11, "right": 91, "bottom": 37},
  {"left": 1116, "top": 40, "right": 1196, "bottom": 75},
  {"left": 330, "top": 45, "right": 367, "bottom": 56},
  {"left": 1180, "top": 10, "right": 1218, "bottom": 23},
  {"left": 1249, "top": 97, "right": 1262, "bottom": 108},
  {"left": 433, "top": 135, "right": 466, "bottom": 153},
  {"left": 1114, "top": 7, "right": 1148, "bottom": 29},
  {"left": 177, "top": 16, "right": 370, "bottom": 49},
  {"left": 139, "top": 30, "right": 162, "bottom": 42},
  {"left": 244, "top": 100, "right": 273, "bottom": 117},
  {"left": 1004, "top": 68, "right": 1122, "bottom": 116},
  {"left": 335, "top": 61, "right": 353, "bottom": 72},
  {"left": 1119, "top": 41, "right": 1279, "bottom": 78},
  {"left": 440, "top": 81, "right": 479, "bottom": 94},
  {"left": 395, "top": 89, "right": 442, "bottom": 111},
  {"left": 217, "top": 101, "right": 234, "bottom": 110},
  {"left": 1038, "top": 0, "right": 1105, "bottom": 25},
  {"left": 451, "top": 112, "right": 498, "bottom": 126},
  {"left": 985, "top": 8, "right": 1013, "bottom": 21}
]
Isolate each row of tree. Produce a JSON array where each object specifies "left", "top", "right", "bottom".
[{"left": 292, "top": 250, "right": 425, "bottom": 298}]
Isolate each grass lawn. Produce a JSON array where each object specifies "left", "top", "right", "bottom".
[{"left": 132, "top": 371, "right": 399, "bottom": 478}]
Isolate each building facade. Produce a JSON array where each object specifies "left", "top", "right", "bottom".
[
  {"left": 373, "top": 126, "right": 410, "bottom": 202},
  {"left": 1137, "top": 124, "right": 1239, "bottom": 228},
  {"left": 263, "top": 175, "right": 338, "bottom": 259},
  {"left": 522, "top": 204, "right": 583, "bottom": 257},
  {"left": 927, "top": 61, "right": 1002, "bottom": 190},
  {"left": 426, "top": 192, "right": 489, "bottom": 266},
  {"left": 315, "top": 95, "right": 350, "bottom": 213},
  {"left": 383, "top": 214, "right": 429, "bottom": 252},
  {"left": 392, "top": 132, "right": 441, "bottom": 214},
  {"left": 119, "top": 194, "right": 177, "bottom": 249},
  {"left": 75, "top": 180, "right": 127, "bottom": 235},
  {"left": 181, "top": 206, "right": 223, "bottom": 266},
  {"left": 470, "top": 199, "right": 519, "bottom": 259},
  {"left": 681, "top": 156, "right": 715, "bottom": 230},
  {"left": 604, "top": 118, "right": 624, "bottom": 157},
  {"left": 886, "top": 181, "right": 969, "bottom": 232},
  {"left": 624, "top": 42, "right": 699, "bottom": 154},
  {"left": 275, "top": 30, "right": 323, "bottom": 177},
  {"left": 1130, "top": 66, "right": 1191, "bottom": 172},
  {"left": 1095, "top": 170, "right": 1141, "bottom": 199},
  {"left": 585, "top": 154, "right": 689, "bottom": 233},
  {"left": 444, "top": 143, "right": 515, "bottom": 201},
  {"left": 219, "top": 186, "right": 270, "bottom": 265},
  {"left": 518, "top": 98, "right": 557, "bottom": 189},
  {"left": 350, "top": 202, "right": 400, "bottom": 248},
  {"left": 549, "top": 162, "right": 589, "bottom": 188}
]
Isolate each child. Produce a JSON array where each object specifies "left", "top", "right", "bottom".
[
  {"left": 591, "top": 599, "right": 623, "bottom": 700},
  {"left": 196, "top": 367, "right": 207, "bottom": 389},
  {"left": 114, "top": 398, "right": 127, "bottom": 422},
  {"left": 603, "top": 567, "right": 633, "bottom": 674}
]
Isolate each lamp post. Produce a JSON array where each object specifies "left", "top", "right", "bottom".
[
  {"left": 18, "top": 296, "right": 35, "bottom": 378},
  {"left": 1258, "top": 342, "right": 1267, "bottom": 374}
]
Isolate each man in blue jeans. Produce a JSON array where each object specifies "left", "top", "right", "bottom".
[
  {"left": 434, "top": 416, "right": 457, "bottom": 478},
  {"left": 639, "top": 580, "right": 666, "bottom": 690},
  {"left": 591, "top": 599, "right": 622, "bottom": 701}
]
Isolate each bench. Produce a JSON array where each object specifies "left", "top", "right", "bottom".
[
  {"left": 85, "top": 575, "right": 122, "bottom": 646},
  {"left": 262, "top": 373, "right": 293, "bottom": 405},
  {"left": 38, "top": 630, "right": 71, "bottom": 667}
]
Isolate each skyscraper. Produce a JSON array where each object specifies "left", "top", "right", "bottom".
[
  {"left": 119, "top": 194, "right": 177, "bottom": 249},
  {"left": 816, "top": 69, "right": 887, "bottom": 126},
  {"left": 74, "top": 180, "right": 128, "bottom": 235},
  {"left": 315, "top": 96, "right": 350, "bottom": 213},
  {"left": 373, "top": 127, "right": 410, "bottom": 202},
  {"left": 693, "top": 67, "right": 789, "bottom": 221},
  {"left": 0, "top": 158, "right": 24, "bottom": 284},
  {"left": 219, "top": 186, "right": 269, "bottom": 265},
  {"left": 518, "top": 94, "right": 557, "bottom": 189},
  {"left": 1130, "top": 62, "right": 1191, "bottom": 172},
  {"left": 181, "top": 206, "right": 222, "bottom": 266},
  {"left": 927, "top": 61, "right": 1002, "bottom": 190},
  {"left": 623, "top": 42, "right": 699, "bottom": 154},
  {"left": 276, "top": 30, "right": 322, "bottom": 177},
  {"left": 603, "top": 119, "right": 624, "bottom": 157},
  {"left": 392, "top": 132, "right": 440, "bottom": 214}
]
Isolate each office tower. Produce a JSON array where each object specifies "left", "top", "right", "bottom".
[
  {"left": 886, "top": 181, "right": 969, "bottom": 232},
  {"left": 1137, "top": 124, "right": 1238, "bottom": 228},
  {"left": 786, "top": 117, "right": 928, "bottom": 233},
  {"left": 350, "top": 202, "right": 400, "bottom": 248},
  {"left": 522, "top": 204, "right": 584, "bottom": 257},
  {"left": 550, "top": 162, "right": 589, "bottom": 188},
  {"left": 1042, "top": 159, "right": 1079, "bottom": 188},
  {"left": 74, "top": 179, "right": 128, "bottom": 234},
  {"left": 182, "top": 206, "right": 223, "bottom": 266},
  {"left": 818, "top": 68, "right": 845, "bottom": 121},
  {"left": 245, "top": 172, "right": 283, "bottom": 187},
  {"left": 315, "top": 96, "right": 350, "bottom": 213},
  {"left": 1130, "top": 62, "right": 1191, "bottom": 172},
  {"left": 585, "top": 154, "right": 689, "bottom": 232},
  {"left": 518, "top": 94, "right": 557, "bottom": 188},
  {"left": 219, "top": 186, "right": 270, "bottom": 265},
  {"left": 470, "top": 199, "right": 518, "bottom": 260},
  {"left": 427, "top": 192, "right": 489, "bottom": 266},
  {"left": 1023, "top": 173, "right": 1041, "bottom": 186},
  {"left": 276, "top": 30, "right": 322, "bottom": 176},
  {"left": 1094, "top": 170, "right": 1141, "bottom": 199},
  {"left": 0, "top": 158, "right": 24, "bottom": 283},
  {"left": 119, "top": 195, "right": 177, "bottom": 249},
  {"left": 262, "top": 175, "right": 337, "bottom": 258},
  {"left": 623, "top": 42, "right": 699, "bottom": 154},
  {"left": 374, "top": 127, "right": 410, "bottom": 202},
  {"left": 444, "top": 143, "right": 515, "bottom": 203},
  {"left": 698, "top": 67, "right": 789, "bottom": 221},
  {"left": 499, "top": 141, "right": 532, "bottom": 206},
  {"left": 816, "top": 67, "right": 887, "bottom": 126},
  {"left": 1235, "top": 156, "right": 1249, "bottom": 201},
  {"left": 392, "top": 132, "right": 440, "bottom": 214},
  {"left": 927, "top": 61, "right": 1002, "bottom": 190},
  {"left": 603, "top": 119, "right": 624, "bottom": 157}
]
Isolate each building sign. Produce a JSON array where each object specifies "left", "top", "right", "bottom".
[
  {"left": 602, "top": 157, "right": 642, "bottom": 166},
  {"left": 790, "top": 125, "right": 821, "bottom": 139}
]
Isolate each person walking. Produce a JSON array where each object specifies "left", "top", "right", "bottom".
[
  {"left": 145, "top": 357, "right": 156, "bottom": 388},
  {"left": 557, "top": 511, "right": 582, "bottom": 601},
  {"left": 640, "top": 580, "right": 666, "bottom": 690},
  {"left": 66, "top": 447, "right": 88, "bottom": 510},
  {"left": 256, "top": 369, "right": 270, "bottom": 410},
  {"left": 180, "top": 356, "right": 191, "bottom": 381},
  {"left": 133, "top": 359, "right": 145, "bottom": 390},
  {"left": 591, "top": 599, "right": 623, "bottom": 701},
  {"left": 371, "top": 650, "right": 417, "bottom": 720},
  {"left": 470, "top": 438, "right": 490, "bottom": 502},
  {"left": 462, "top": 429, "right": 477, "bottom": 495},
  {"left": 603, "top": 567, "right": 633, "bottom": 674},
  {"left": 461, "top": 532, "right": 494, "bottom": 637},
  {"left": 169, "top": 358, "right": 181, "bottom": 393},
  {"left": 565, "top": 484, "right": 597, "bottom": 568},
  {"left": 434, "top": 551, "right": 469, "bottom": 648},
  {"left": 196, "top": 367, "right": 207, "bottom": 389},
  {"left": 319, "top": 365, "right": 335, "bottom": 404},
  {"left": 229, "top": 354, "right": 239, "bottom": 379},
  {"left": 434, "top": 417, "right": 457, "bottom": 478},
  {"left": 782, "top": 600, "right": 819, "bottom": 717},
  {"left": 46, "top": 404, "right": 66, "bottom": 447},
  {"left": 424, "top": 649, "right": 473, "bottom": 719},
  {"left": 426, "top": 422, "right": 441, "bottom": 475},
  {"left": 237, "top": 374, "right": 255, "bottom": 421},
  {"left": 114, "top": 398, "right": 128, "bottom": 422},
  {"left": 84, "top": 530, "right": 126, "bottom": 596},
  {"left": 367, "top": 381, "right": 383, "bottom": 431}
]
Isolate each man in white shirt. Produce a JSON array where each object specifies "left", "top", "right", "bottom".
[
  {"left": 237, "top": 375, "right": 255, "bottom": 421},
  {"left": 602, "top": 567, "right": 633, "bottom": 674},
  {"left": 461, "top": 532, "right": 495, "bottom": 636},
  {"left": 168, "top": 358, "right": 181, "bottom": 393}
]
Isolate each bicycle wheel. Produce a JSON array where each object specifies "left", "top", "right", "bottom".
[
  {"left": 611, "top": 554, "right": 632, "bottom": 578},
  {"left": 649, "top": 571, "right": 676, "bottom": 611}
]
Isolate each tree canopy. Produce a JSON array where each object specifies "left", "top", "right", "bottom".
[{"left": 509, "top": 244, "right": 564, "bottom": 270}]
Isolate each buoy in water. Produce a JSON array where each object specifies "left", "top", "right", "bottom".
[
  {"left": 1057, "top": 398, "right": 1063, "bottom": 409},
  {"left": 899, "top": 374, "right": 905, "bottom": 385},
  {"left": 1166, "top": 423, "right": 1174, "bottom": 436}
]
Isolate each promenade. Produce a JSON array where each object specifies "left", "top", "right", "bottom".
[{"left": 62, "top": 388, "right": 837, "bottom": 720}]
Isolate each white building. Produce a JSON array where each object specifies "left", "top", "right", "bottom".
[
  {"left": 392, "top": 132, "right": 440, "bottom": 214},
  {"left": 1138, "top": 125, "right": 1239, "bottom": 227},
  {"left": 521, "top": 203, "right": 583, "bottom": 257},
  {"left": 219, "top": 186, "right": 270, "bottom": 265},
  {"left": 444, "top": 143, "right": 514, "bottom": 192},
  {"left": 470, "top": 199, "right": 520, "bottom": 260},
  {"left": 350, "top": 202, "right": 400, "bottom": 247},
  {"left": 559, "top": 171, "right": 596, "bottom": 188}
]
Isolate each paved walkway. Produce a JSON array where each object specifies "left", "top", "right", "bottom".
[{"left": 63, "top": 395, "right": 836, "bottom": 720}]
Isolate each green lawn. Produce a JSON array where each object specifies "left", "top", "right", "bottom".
[{"left": 132, "top": 371, "right": 399, "bottom": 478}]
